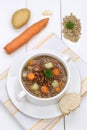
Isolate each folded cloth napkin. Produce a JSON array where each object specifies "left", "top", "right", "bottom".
[{"left": 0, "top": 33, "right": 87, "bottom": 130}]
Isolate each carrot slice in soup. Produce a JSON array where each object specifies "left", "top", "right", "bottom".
[
  {"left": 28, "top": 72, "right": 35, "bottom": 80},
  {"left": 41, "top": 86, "right": 48, "bottom": 94},
  {"left": 53, "top": 68, "right": 59, "bottom": 76},
  {"left": 55, "top": 86, "right": 61, "bottom": 92},
  {"left": 28, "top": 60, "right": 34, "bottom": 66}
]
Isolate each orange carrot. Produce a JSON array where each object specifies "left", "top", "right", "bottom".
[
  {"left": 53, "top": 68, "right": 59, "bottom": 76},
  {"left": 4, "top": 18, "right": 49, "bottom": 54},
  {"left": 28, "top": 59, "right": 34, "bottom": 66},
  {"left": 41, "top": 86, "right": 48, "bottom": 94},
  {"left": 28, "top": 72, "right": 35, "bottom": 80},
  {"left": 55, "top": 86, "right": 61, "bottom": 92},
  {"left": 59, "top": 81, "right": 64, "bottom": 88}
]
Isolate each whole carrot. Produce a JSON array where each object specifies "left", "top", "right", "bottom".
[{"left": 4, "top": 18, "right": 49, "bottom": 54}]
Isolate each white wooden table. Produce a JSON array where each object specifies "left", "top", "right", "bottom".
[{"left": 0, "top": 0, "right": 87, "bottom": 129}]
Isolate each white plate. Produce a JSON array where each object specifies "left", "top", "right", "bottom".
[{"left": 7, "top": 52, "right": 81, "bottom": 119}]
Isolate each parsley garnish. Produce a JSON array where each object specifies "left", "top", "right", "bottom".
[
  {"left": 44, "top": 69, "right": 53, "bottom": 78},
  {"left": 66, "top": 21, "right": 75, "bottom": 29}
]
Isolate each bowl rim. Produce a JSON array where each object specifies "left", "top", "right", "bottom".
[{"left": 19, "top": 49, "right": 70, "bottom": 101}]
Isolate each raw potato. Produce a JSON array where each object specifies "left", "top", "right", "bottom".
[
  {"left": 12, "top": 8, "right": 31, "bottom": 28},
  {"left": 59, "top": 93, "right": 81, "bottom": 115},
  {"left": 45, "top": 62, "right": 53, "bottom": 68}
]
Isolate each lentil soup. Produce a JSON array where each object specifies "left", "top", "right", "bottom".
[{"left": 21, "top": 56, "right": 67, "bottom": 98}]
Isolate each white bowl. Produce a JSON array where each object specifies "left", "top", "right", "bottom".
[{"left": 18, "top": 49, "right": 70, "bottom": 105}]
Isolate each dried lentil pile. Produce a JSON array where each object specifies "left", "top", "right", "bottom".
[{"left": 62, "top": 13, "right": 81, "bottom": 42}]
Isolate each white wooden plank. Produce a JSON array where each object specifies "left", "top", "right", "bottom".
[
  {"left": 65, "top": 96, "right": 87, "bottom": 130},
  {"left": 27, "top": 0, "right": 61, "bottom": 49},
  {"left": 61, "top": 0, "right": 87, "bottom": 63},
  {"left": 61, "top": 0, "right": 87, "bottom": 130},
  {"left": 0, "top": 0, "right": 26, "bottom": 74}
]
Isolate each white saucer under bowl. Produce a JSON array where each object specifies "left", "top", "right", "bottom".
[{"left": 7, "top": 52, "right": 81, "bottom": 119}]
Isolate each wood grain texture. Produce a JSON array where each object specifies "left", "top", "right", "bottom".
[
  {"left": 61, "top": 0, "right": 87, "bottom": 130},
  {"left": 0, "top": 0, "right": 27, "bottom": 74}
]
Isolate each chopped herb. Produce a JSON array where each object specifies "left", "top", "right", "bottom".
[
  {"left": 44, "top": 69, "right": 53, "bottom": 78},
  {"left": 66, "top": 21, "right": 75, "bottom": 29}
]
